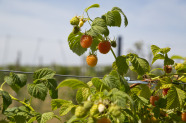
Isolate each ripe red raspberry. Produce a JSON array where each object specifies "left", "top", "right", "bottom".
[{"left": 98, "top": 41, "right": 111, "bottom": 54}]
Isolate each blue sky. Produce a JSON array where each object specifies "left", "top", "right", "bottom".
[{"left": 0, "top": 0, "right": 186, "bottom": 66}]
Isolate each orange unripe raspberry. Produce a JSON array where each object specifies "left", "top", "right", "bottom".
[{"left": 86, "top": 55, "right": 98, "bottom": 67}]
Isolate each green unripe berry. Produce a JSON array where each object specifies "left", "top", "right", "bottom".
[
  {"left": 70, "top": 16, "right": 79, "bottom": 25},
  {"left": 75, "top": 106, "right": 86, "bottom": 118},
  {"left": 111, "top": 40, "right": 117, "bottom": 47},
  {"left": 90, "top": 104, "right": 98, "bottom": 116}
]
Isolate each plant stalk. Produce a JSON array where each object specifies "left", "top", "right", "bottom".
[{"left": 111, "top": 48, "right": 117, "bottom": 60}]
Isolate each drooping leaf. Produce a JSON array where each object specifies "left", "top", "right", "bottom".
[
  {"left": 84, "top": 4, "right": 100, "bottom": 12},
  {"left": 102, "top": 10, "right": 121, "bottom": 27},
  {"left": 57, "top": 79, "right": 89, "bottom": 89},
  {"left": 59, "top": 104, "right": 75, "bottom": 116},
  {"left": 166, "top": 86, "right": 185, "bottom": 109},
  {"left": 76, "top": 87, "right": 90, "bottom": 104},
  {"left": 5, "top": 73, "right": 27, "bottom": 92},
  {"left": 0, "top": 91, "right": 12, "bottom": 113},
  {"left": 152, "top": 106, "right": 160, "bottom": 118},
  {"left": 164, "top": 54, "right": 174, "bottom": 65},
  {"left": 111, "top": 7, "right": 128, "bottom": 27},
  {"left": 46, "top": 79, "right": 58, "bottom": 99},
  {"left": 33, "top": 68, "right": 55, "bottom": 81},
  {"left": 115, "top": 55, "right": 129, "bottom": 75},
  {"left": 152, "top": 54, "right": 164, "bottom": 64},
  {"left": 68, "top": 31, "right": 87, "bottom": 56},
  {"left": 130, "top": 56, "right": 150, "bottom": 75},
  {"left": 91, "top": 77, "right": 109, "bottom": 91},
  {"left": 151, "top": 45, "right": 160, "bottom": 56},
  {"left": 90, "top": 38, "right": 100, "bottom": 51},
  {"left": 27, "top": 83, "right": 48, "bottom": 101},
  {"left": 51, "top": 99, "right": 72, "bottom": 110},
  {"left": 88, "top": 17, "right": 109, "bottom": 36}
]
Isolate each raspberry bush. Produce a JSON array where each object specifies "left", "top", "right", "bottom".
[{"left": 1, "top": 3, "right": 186, "bottom": 123}]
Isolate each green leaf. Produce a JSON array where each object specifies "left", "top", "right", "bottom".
[
  {"left": 51, "top": 99, "right": 72, "bottom": 110},
  {"left": 40, "top": 112, "right": 54, "bottom": 123},
  {"left": 111, "top": 7, "right": 128, "bottom": 27},
  {"left": 164, "top": 54, "right": 174, "bottom": 65},
  {"left": 152, "top": 106, "right": 160, "bottom": 118},
  {"left": 59, "top": 104, "right": 75, "bottom": 116},
  {"left": 88, "top": 17, "right": 109, "bottom": 36},
  {"left": 46, "top": 79, "right": 58, "bottom": 99},
  {"left": 0, "top": 91, "right": 12, "bottom": 113},
  {"left": 90, "top": 38, "right": 100, "bottom": 52},
  {"left": 130, "top": 56, "right": 150, "bottom": 75},
  {"left": 91, "top": 78, "right": 109, "bottom": 91},
  {"left": 166, "top": 86, "right": 185, "bottom": 109},
  {"left": 68, "top": 31, "right": 87, "bottom": 56},
  {"left": 33, "top": 68, "right": 55, "bottom": 81},
  {"left": 109, "top": 88, "right": 133, "bottom": 108},
  {"left": 84, "top": 4, "right": 100, "bottom": 12},
  {"left": 76, "top": 87, "right": 90, "bottom": 104},
  {"left": 138, "top": 84, "right": 151, "bottom": 99},
  {"left": 151, "top": 45, "right": 160, "bottom": 56},
  {"left": 171, "top": 55, "right": 185, "bottom": 60},
  {"left": 152, "top": 54, "right": 164, "bottom": 64},
  {"left": 102, "top": 74, "right": 121, "bottom": 90},
  {"left": 160, "top": 47, "right": 171, "bottom": 54},
  {"left": 102, "top": 10, "right": 121, "bottom": 27},
  {"left": 27, "top": 117, "right": 37, "bottom": 123},
  {"left": 155, "top": 98, "right": 167, "bottom": 108},
  {"left": 5, "top": 73, "right": 27, "bottom": 92},
  {"left": 27, "top": 83, "right": 48, "bottom": 101},
  {"left": 57, "top": 79, "right": 89, "bottom": 89},
  {"left": 115, "top": 55, "right": 129, "bottom": 75}
]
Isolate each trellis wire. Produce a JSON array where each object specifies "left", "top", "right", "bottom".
[{"left": 0, "top": 70, "right": 186, "bottom": 85}]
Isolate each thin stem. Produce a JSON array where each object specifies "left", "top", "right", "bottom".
[
  {"left": 10, "top": 94, "right": 34, "bottom": 111},
  {"left": 0, "top": 81, "right": 6, "bottom": 89},
  {"left": 111, "top": 48, "right": 117, "bottom": 60}
]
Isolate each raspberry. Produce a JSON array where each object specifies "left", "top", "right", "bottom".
[
  {"left": 96, "top": 117, "right": 111, "bottom": 123},
  {"left": 164, "top": 65, "right": 172, "bottom": 73},
  {"left": 75, "top": 106, "right": 86, "bottom": 118},
  {"left": 70, "top": 16, "right": 79, "bottom": 25},
  {"left": 80, "top": 35, "right": 93, "bottom": 48},
  {"left": 111, "top": 40, "right": 117, "bottom": 48},
  {"left": 98, "top": 41, "right": 111, "bottom": 54},
  {"left": 86, "top": 55, "right": 98, "bottom": 67},
  {"left": 90, "top": 104, "right": 99, "bottom": 116}
]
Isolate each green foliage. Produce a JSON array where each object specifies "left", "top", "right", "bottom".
[
  {"left": 51, "top": 99, "right": 72, "bottom": 110},
  {"left": 33, "top": 68, "right": 55, "bottom": 81},
  {"left": 68, "top": 32, "right": 86, "bottom": 56},
  {"left": 114, "top": 55, "right": 129, "bottom": 75},
  {"left": 0, "top": 91, "right": 12, "bottom": 113},
  {"left": 166, "top": 86, "right": 185, "bottom": 109},
  {"left": 57, "top": 79, "right": 89, "bottom": 89},
  {"left": 46, "top": 79, "right": 58, "bottom": 99},
  {"left": 84, "top": 4, "right": 100, "bottom": 12},
  {"left": 87, "top": 17, "right": 109, "bottom": 36},
  {"left": 27, "top": 83, "right": 48, "bottom": 101},
  {"left": 5, "top": 73, "right": 27, "bottom": 92},
  {"left": 91, "top": 77, "right": 109, "bottom": 91},
  {"left": 40, "top": 112, "right": 60, "bottom": 123}
]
